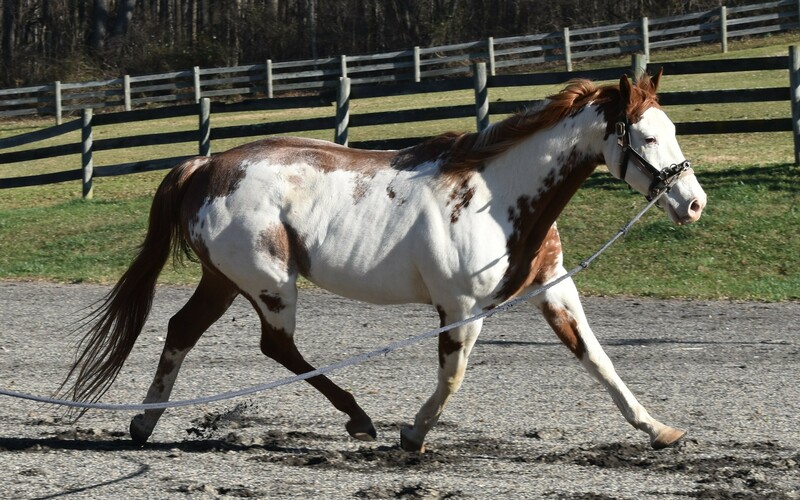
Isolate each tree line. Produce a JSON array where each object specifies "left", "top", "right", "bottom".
[{"left": 1, "top": 0, "right": 746, "bottom": 87}]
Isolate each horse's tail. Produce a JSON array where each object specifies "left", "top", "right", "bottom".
[{"left": 59, "top": 156, "right": 209, "bottom": 408}]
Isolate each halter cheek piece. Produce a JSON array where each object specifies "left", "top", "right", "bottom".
[{"left": 615, "top": 116, "right": 693, "bottom": 201}]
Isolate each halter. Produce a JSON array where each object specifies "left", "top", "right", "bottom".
[{"left": 615, "top": 116, "right": 693, "bottom": 201}]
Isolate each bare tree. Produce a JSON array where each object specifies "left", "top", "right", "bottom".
[
  {"left": 113, "top": 0, "right": 137, "bottom": 36},
  {"left": 91, "top": 0, "right": 110, "bottom": 50}
]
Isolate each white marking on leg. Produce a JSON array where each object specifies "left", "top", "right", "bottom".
[
  {"left": 403, "top": 311, "right": 483, "bottom": 450},
  {"left": 532, "top": 270, "right": 674, "bottom": 444},
  {"left": 131, "top": 347, "right": 187, "bottom": 441}
]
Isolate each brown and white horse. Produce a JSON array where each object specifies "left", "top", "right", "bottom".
[{"left": 62, "top": 72, "right": 706, "bottom": 452}]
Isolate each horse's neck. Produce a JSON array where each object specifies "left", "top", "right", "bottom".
[
  {"left": 477, "top": 109, "right": 607, "bottom": 300},
  {"left": 485, "top": 107, "right": 606, "bottom": 206}
]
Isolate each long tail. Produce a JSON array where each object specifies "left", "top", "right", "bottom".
[{"left": 59, "top": 156, "right": 209, "bottom": 407}]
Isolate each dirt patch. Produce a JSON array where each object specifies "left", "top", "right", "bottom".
[{"left": 1, "top": 282, "right": 799, "bottom": 498}]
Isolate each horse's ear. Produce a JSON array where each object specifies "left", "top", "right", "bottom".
[
  {"left": 650, "top": 67, "right": 663, "bottom": 93},
  {"left": 619, "top": 74, "right": 632, "bottom": 108}
]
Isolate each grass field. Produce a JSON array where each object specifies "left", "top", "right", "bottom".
[{"left": 1, "top": 34, "right": 798, "bottom": 300}]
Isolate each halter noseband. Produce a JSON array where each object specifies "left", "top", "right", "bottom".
[{"left": 615, "top": 116, "right": 693, "bottom": 201}]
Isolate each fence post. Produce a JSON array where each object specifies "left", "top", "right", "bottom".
[
  {"left": 413, "top": 46, "right": 421, "bottom": 82},
  {"left": 123, "top": 75, "right": 132, "bottom": 111},
  {"left": 790, "top": 45, "right": 800, "bottom": 166},
  {"left": 720, "top": 6, "right": 728, "bottom": 53},
  {"left": 487, "top": 37, "right": 496, "bottom": 76},
  {"left": 335, "top": 77, "right": 350, "bottom": 146},
  {"left": 340, "top": 55, "right": 348, "bottom": 78},
  {"left": 266, "top": 59, "right": 274, "bottom": 98},
  {"left": 81, "top": 108, "right": 93, "bottom": 200},
  {"left": 199, "top": 97, "right": 211, "bottom": 157},
  {"left": 631, "top": 53, "right": 647, "bottom": 82},
  {"left": 640, "top": 17, "right": 650, "bottom": 61},
  {"left": 473, "top": 62, "right": 489, "bottom": 132},
  {"left": 193, "top": 66, "right": 201, "bottom": 103},
  {"left": 54, "top": 81, "right": 62, "bottom": 126},
  {"left": 563, "top": 27, "right": 572, "bottom": 72}
]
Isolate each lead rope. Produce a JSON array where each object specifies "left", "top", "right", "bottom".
[{"left": 0, "top": 191, "right": 667, "bottom": 412}]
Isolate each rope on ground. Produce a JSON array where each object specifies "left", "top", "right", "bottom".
[{"left": 0, "top": 192, "right": 666, "bottom": 411}]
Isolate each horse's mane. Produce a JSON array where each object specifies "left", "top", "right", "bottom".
[{"left": 406, "top": 74, "right": 660, "bottom": 178}]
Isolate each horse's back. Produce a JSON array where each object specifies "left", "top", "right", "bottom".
[{"left": 183, "top": 137, "right": 441, "bottom": 304}]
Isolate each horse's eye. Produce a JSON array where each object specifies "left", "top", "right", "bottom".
[{"left": 645, "top": 137, "right": 658, "bottom": 145}]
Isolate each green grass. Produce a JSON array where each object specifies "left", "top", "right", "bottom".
[
  {"left": 1, "top": 34, "right": 798, "bottom": 300},
  {"left": 559, "top": 164, "right": 799, "bottom": 300}
]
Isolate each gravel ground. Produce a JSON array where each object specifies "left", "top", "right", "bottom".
[{"left": 0, "top": 280, "right": 798, "bottom": 499}]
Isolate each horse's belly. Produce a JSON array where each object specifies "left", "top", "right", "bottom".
[
  {"left": 304, "top": 237, "right": 432, "bottom": 305},
  {"left": 308, "top": 264, "right": 431, "bottom": 305}
]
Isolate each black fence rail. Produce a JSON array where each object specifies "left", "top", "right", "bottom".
[
  {"left": 2, "top": 48, "right": 799, "bottom": 198},
  {"left": 0, "top": 0, "right": 797, "bottom": 124}
]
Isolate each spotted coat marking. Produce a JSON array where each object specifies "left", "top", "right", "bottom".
[
  {"left": 541, "top": 303, "right": 586, "bottom": 359},
  {"left": 495, "top": 149, "right": 599, "bottom": 302},
  {"left": 435, "top": 306, "right": 463, "bottom": 368}
]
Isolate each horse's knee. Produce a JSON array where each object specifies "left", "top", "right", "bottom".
[{"left": 540, "top": 302, "right": 586, "bottom": 360}]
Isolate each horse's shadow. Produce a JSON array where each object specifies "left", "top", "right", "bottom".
[{"left": 0, "top": 435, "right": 282, "bottom": 454}]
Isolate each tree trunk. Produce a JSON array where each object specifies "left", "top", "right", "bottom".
[
  {"left": 2, "top": 0, "right": 19, "bottom": 74},
  {"left": 113, "top": 0, "right": 137, "bottom": 36},
  {"left": 308, "top": 0, "right": 317, "bottom": 59},
  {"left": 91, "top": 0, "right": 110, "bottom": 50}
]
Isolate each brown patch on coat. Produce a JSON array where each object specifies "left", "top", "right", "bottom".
[
  {"left": 495, "top": 149, "right": 599, "bottom": 302},
  {"left": 256, "top": 222, "right": 311, "bottom": 277},
  {"left": 438, "top": 332, "right": 463, "bottom": 368},
  {"left": 284, "top": 223, "right": 311, "bottom": 277},
  {"left": 202, "top": 136, "right": 401, "bottom": 178},
  {"left": 448, "top": 177, "right": 475, "bottom": 224},
  {"left": 252, "top": 136, "right": 397, "bottom": 175},
  {"left": 259, "top": 292, "right": 286, "bottom": 313},
  {"left": 352, "top": 174, "right": 371, "bottom": 203},
  {"left": 541, "top": 303, "right": 586, "bottom": 360},
  {"left": 435, "top": 306, "right": 463, "bottom": 368},
  {"left": 435, "top": 305, "right": 447, "bottom": 327},
  {"left": 390, "top": 134, "right": 458, "bottom": 171},
  {"left": 258, "top": 224, "right": 291, "bottom": 268}
]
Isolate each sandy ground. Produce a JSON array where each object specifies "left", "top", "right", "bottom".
[{"left": 0, "top": 281, "right": 798, "bottom": 499}]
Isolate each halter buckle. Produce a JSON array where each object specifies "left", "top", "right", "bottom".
[{"left": 615, "top": 121, "right": 626, "bottom": 139}]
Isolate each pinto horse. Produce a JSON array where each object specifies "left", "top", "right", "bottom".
[{"left": 62, "top": 72, "right": 706, "bottom": 452}]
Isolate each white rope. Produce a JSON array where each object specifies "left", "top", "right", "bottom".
[{"left": 0, "top": 192, "right": 665, "bottom": 411}]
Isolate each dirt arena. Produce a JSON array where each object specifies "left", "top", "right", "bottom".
[{"left": 1, "top": 281, "right": 798, "bottom": 499}]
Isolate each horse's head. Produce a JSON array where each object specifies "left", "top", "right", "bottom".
[{"left": 603, "top": 71, "right": 706, "bottom": 225}]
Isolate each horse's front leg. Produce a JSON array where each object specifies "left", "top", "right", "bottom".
[
  {"left": 400, "top": 307, "right": 483, "bottom": 452},
  {"left": 531, "top": 269, "right": 685, "bottom": 449}
]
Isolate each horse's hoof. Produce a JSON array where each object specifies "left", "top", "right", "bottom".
[
  {"left": 346, "top": 418, "right": 377, "bottom": 441},
  {"left": 651, "top": 426, "right": 686, "bottom": 450},
  {"left": 129, "top": 414, "right": 152, "bottom": 446},
  {"left": 400, "top": 425, "right": 425, "bottom": 453}
]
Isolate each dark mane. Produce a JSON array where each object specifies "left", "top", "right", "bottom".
[{"left": 398, "top": 74, "right": 661, "bottom": 179}]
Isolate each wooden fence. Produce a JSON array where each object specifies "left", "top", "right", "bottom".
[
  {"left": 0, "top": 0, "right": 798, "bottom": 124},
  {"left": 2, "top": 46, "right": 798, "bottom": 198}
]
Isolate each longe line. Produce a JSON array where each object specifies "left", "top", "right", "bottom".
[{"left": 0, "top": 191, "right": 666, "bottom": 411}]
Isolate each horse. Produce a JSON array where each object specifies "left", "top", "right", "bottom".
[{"left": 61, "top": 71, "right": 706, "bottom": 452}]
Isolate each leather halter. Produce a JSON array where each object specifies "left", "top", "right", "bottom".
[{"left": 615, "top": 116, "right": 693, "bottom": 201}]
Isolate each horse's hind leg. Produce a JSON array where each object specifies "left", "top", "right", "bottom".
[
  {"left": 247, "top": 282, "right": 376, "bottom": 441},
  {"left": 531, "top": 270, "right": 685, "bottom": 449},
  {"left": 400, "top": 306, "right": 483, "bottom": 452},
  {"left": 129, "top": 269, "right": 238, "bottom": 444}
]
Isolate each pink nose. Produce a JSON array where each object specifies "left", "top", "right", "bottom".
[{"left": 686, "top": 197, "right": 705, "bottom": 223}]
